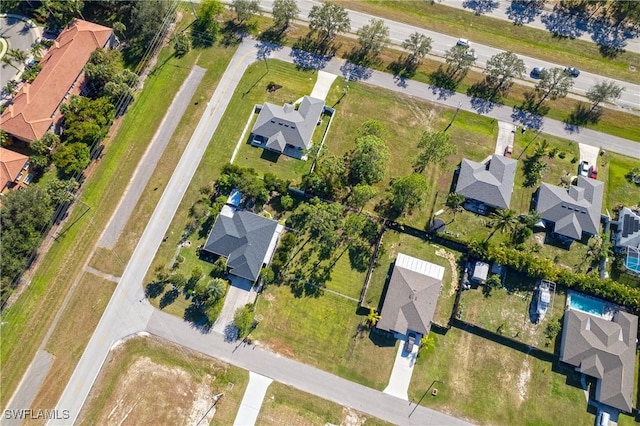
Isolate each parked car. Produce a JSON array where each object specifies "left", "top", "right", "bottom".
[
  {"left": 531, "top": 67, "right": 546, "bottom": 78},
  {"left": 504, "top": 145, "right": 513, "bottom": 158},
  {"left": 597, "top": 410, "right": 610, "bottom": 426},
  {"left": 404, "top": 332, "right": 416, "bottom": 353},
  {"left": 465, "top": 48, "right": 478, "bottom": 60},
  {"left": 579, "top": 160, "right": 589, "bottom": 177},
  {"left": 564, "top": 66, "right": 580, "bottom": 77},
  {"left": 588, "top": 166, "right": 598, "bottom": 179},
  {"left": 456, "top": 38, "right": 470, "bottom": 48}
]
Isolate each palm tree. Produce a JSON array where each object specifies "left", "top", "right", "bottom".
[
  {"left": 367, "top": 308, "right": 381, "bottom": 327},
  {"left": 8, "top": 48, "right": 28, "bottom": 65},
  {"left": 207, "top": 278, "right": 227, "bottom": 302},
  {"left": 445, "top": 192, "right": 466, "bottom": 221},
  {"left": 520, "top": 210, "right": 542, "bottom": 229},
  {"left": 486, "top": 208, "right": 517, "bottom": 241}
]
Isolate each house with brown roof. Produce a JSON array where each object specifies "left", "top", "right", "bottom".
[
  {"left": 0, "top": 19, "right": 114, "bottom": 143},
  {"left": 1, "top": 147, "right": 31, "bottom": 194}
]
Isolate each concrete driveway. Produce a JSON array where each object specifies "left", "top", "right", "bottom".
[
  {"left": 233, "top": 372, "right": 273, "bottom": 426},
  {"left": 383, "top": 335, "right": 420, "bottom": 401},
  {"left": 579, "top": 143, "right": 600, "bottom": 173},
  {"left": 495, "top": 121, "right": 516, "bottom": 156},
  {"left": 0, "top": 14, "right": 40, "bottom": 88},
  {"left": 212, "top": 276, "right": 257, "bottom": 334},
  {"left": 310, "top": 70, "right": 337, "bottom": 100}
]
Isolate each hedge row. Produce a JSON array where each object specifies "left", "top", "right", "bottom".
[{"left": 466, "top": 241, "right": 640, "bottom": 314}]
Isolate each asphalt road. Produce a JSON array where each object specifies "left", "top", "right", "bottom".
[
  {"left": 146, "top": 309, "right": 473, "bottom": 426},
  {"left": 252, "top": 0, "right": 640, "bottom": 111},
  {"left": 48, "top": 40, "right": 260, "bottom": 426},
  {"left": 0, "top": 14, "right": 39, "bottom": 88},
  {"left": 440, "top": 0, "right": 640, "bottom": 55},
  {"left": 49, "top": 33, "right": 638, "bottom": 426},
  {"left": 98, "top": 66, "right": 206, "bottom": 249}
]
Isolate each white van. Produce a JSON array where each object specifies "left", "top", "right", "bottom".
[{"left": 597, "top": 410, "right": 610, "bottom": 426}]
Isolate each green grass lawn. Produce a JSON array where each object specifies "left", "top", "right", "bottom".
[
  {"left": 458, "top": 270, "right": 566, "bottom": 349},
  {"left": 257, "top": 382, "right": 393, "bottom": 426},
  {"left": 366, "top": 230, "right": 459, "bottom": 326},
  {"left": 332, "top": 0, "right": 640, "bottom": 85},
  {"left": 252, "top": 285, "right": 397, "bottom": 390},
  {"left": 409, "top": 327, "right": 594, "bottom": 426},
  {"left": 605, "top": 152, "right": 640, "bottom": 209}
]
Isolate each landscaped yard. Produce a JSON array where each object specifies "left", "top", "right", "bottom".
[
  {"left": 77, "top": 336, "right": 248, "bottom": 426},
  {"left": 366, "top": 230, "right": 460, "bottom": 327},
  {"left": 257, "top": 382, "right": 392, "bottom": 426},
  {"left": 409, "top": 327, "right": 594, "bottom": 426},
  {"left": 252, "top": 284, "right": 398, "bottom": 390},
  {"left": 605, "top": 152, "right": 640, "bottom": 209}
]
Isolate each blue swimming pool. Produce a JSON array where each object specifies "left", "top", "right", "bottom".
[
  {"left": 625, "top": 256, "right": 640, "bottom": 274},
  {"left": 569, "top": 292, "right": 605, "bottom": 317}
]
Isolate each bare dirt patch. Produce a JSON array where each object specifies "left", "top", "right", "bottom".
[
  {"left": 516, "top": 359, "right": 531, "bottom": 406},
  {"left": 92, "top": 356, "right": 215, "bottom": 426},
  {"left": 341, "top": 408, "right": 367, "bottom": 426},
  {"left": 435, "top": 248, "right": 459, "bottom": 297}
]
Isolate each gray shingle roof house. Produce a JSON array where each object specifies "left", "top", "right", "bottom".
[
  {"left": 560, "top": 308, "right": 638, "bottom": 412},
  {"left": 455, "top": 154, "right": 517, "bottom": 210},
  {"left": 377, "top": 253, "right": 445, "bottom": 336},
  {"left": 615, "top": 207, "right": 640, "bottom": 249},
  {"left": 251, "top": 96, "right": 324, "bottom": 155},
  {"left": 536, "top": 176, "right": 604, "bottom": 240},
  {"left": 202, "top": 210, "right": 282, "bottom": 282}
]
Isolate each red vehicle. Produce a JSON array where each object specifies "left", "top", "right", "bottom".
[
  {"left": 588, "top": 166, "right": 598, "bottom": 179},
  {"left": 504, "top": 145, "right": 513, "bottom": 158}
]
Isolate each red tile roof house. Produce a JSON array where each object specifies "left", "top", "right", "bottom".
[
  {"left": 0, "top": 147, "right": 30, "bottom": 194},
  {"left": 0, "top": 19, "right": 114, "bottom": 143}
]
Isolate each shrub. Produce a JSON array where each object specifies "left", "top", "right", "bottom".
[{"left": 234, "top": 304, "right": 255, "bottom": 337}]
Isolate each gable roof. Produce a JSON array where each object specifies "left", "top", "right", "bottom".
[
  {"left": 617, "top": 207, "right": 640, "bottom": 249},
  {"left": 377, "top": 253, "right": 445, "bottom": 335},
  {"left": 0, "top": 19, "right": 113, "bottom": 142},
  {"left": 455, "top": 154, "right": 517, "bottom": 209},
  {"left": 202, "top": 211, "right": 279, "bottom": 282},
  {"left": 0, "top": 147, "right": 29, "bottom": 189},
  {"left": 536, "top": 176, "right": 604, "bottom": 239},
  {"left": 251, "top": 96, "right": 324, "bottom": 150},
  {"left": 560, "top": 309, "right": 637, "bottom": 412}
]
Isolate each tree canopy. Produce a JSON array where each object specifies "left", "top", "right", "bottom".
[
  {"left": 444, "top": 45, "right": 475, "bottom": 78},
  {"left": 308, "top": 2, "right": 351, "bottom": 44},
  {"left": 402, "top": 32, "right": 432, "bottom": 65},
  {"left": 61, "top": 96, "right": 115, "bottom": 145},
  {"left": 349, "top": 135, "right": 390, "bottom": 185},
  {"left": 387, "top": 173, "right": 428, "bottom": 216},
  {"left": 484, "top": 51, "right": 526, "bottom": 95},
  {"left": 356, "top": 18, "right": 390, "bottom": 58},
  {"left": 272, "top": 0, "right": 299, "bottom": 28},
  {"left": 53, "top": 143, "right": 90, "bottom": 177},
  {"left": 534, "top": 67, "right": 573, "bottom": 107},
  {"left": 586, "top": 80, "right": 624, "bottom": 112},
  {"left": 232, "top": 0, "right": 260, "bottom": 24},
  {"left": 192, "top": 0, "right": 224, "bottom": 47},
  {"left": 413, "top": 131, "right": 457, "bottom": 173}
]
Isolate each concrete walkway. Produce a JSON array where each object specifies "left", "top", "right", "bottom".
[
  {"left": 383, "top": 337, "right": 418, "bottom": 401},
  {"left": 233, "top": 372, "right": 273, "bottom": 426},
  {"left": 310, "top": 70, "right": 338, "bottom": 101}
]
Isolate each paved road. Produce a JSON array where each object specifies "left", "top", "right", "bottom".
[
  {"left": 49, "top": 35, "right": 639, "bottom": 425},
  {"left": 0, "top": 14, "right": 39, "bottom": 88},
  {"left": 439, "top": 0, "right": 640, "bottom": 55},
  {"left": 98, "top": 66, "right": 206, "bottom": 249},
  {"left": 250, "top": 0, "right": 640, "bottom": 111},
  {"left": 48, "top": 40, "right": 260, "bottom": 426},
  {"left": 146, "top": 309, "right": 474, "bottom": 426},
  {"left": 265, "top": 44, "right": 640, "bottom": 156}
]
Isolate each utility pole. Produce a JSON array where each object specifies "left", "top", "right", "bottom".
[{"left": 444, "top": 102, "right": 463, "bottom": 133}]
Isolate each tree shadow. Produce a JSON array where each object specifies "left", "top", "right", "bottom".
[
  {"left": 564, "top": 103, "right": 602, "bottom": 130},
  {"left": 428, "top": 66, "right": 458, "bottom": 100},
  {"left": 467, "top": 81, "right": 499, "bottom": 114},
  {"left": 511, "top": 108, "right": 544, "bottom": 131},
  {"left": 340, "top": 61, "right": 373, "bottom": 82},
  {"left": 290, "top": 34, "right": 335, "bottom": 70},
  {"left": 541, "top": 7, "right": 586, "bottom": 39},
  {"left": 184, "top": 302, "right": 212, "bottom": 332},
  {"left": 589, "top": 18, "right": 630, "bottom": 58},
  {"left": 145, "top": 281, "right": 166, "bottom": 298},
  {"left": 349, "top": 244, "right": 372, "bottom": 273},
  {"left": 462, "top": 0, "right": 499, "bottom": 15},
  {"left": 159, "top": 288, "right": 179, "bottom": 308},
  {"left": 506, "top": 0, "right": 544, "bottom": 25}
]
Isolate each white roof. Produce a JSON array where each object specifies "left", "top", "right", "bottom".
[
  {"left": 396, "top": 253, "right": 445, "bottom": 280},
  {"left": 263, "top": 224, "right": 284, "bottom": 264}
]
